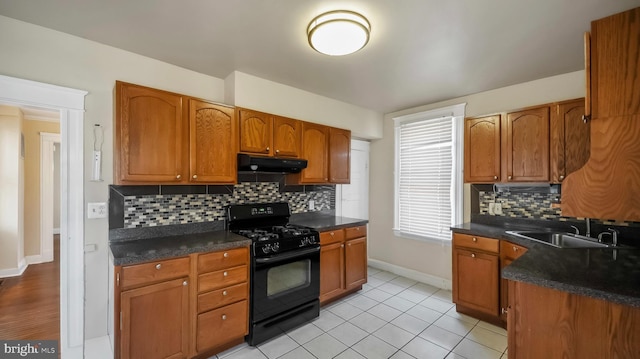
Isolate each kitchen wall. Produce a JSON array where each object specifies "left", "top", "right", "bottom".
[
  {"left": 22, "top": 119, "right": 60, "bottom": 257},
  {"left": 0, "top": 106, "right": 25, "bottom": 275},
  {"left": 369, "top": 71, "right": 585, "bottom": 287},
  {"left": 0, "top": 14, "right": 383, "bottom": 340}
]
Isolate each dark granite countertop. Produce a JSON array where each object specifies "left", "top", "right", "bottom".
[
  {"left": 109, "top": 222, "right": 251, "bottom": 266},
  {"left": 109, "top": 213, "right": 367, "bottom": 266},
  {"left": 451, "top": 222, "right": 640, "bottom": 308},
  {"left": 289, "top": 211, "right": 369, "bottom": 231}
]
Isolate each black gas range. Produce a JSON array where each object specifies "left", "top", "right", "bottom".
[{"left": 226, "top": 202, "right": 320, "bottom": 346}]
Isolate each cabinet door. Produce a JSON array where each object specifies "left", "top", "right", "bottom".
[
  {"left": 238, "top": 108, "right": 272, "bottom": 155},
  {"left": 452, "top": 248, "right": 499, "bottom": 316},
  {"left": 320, "top": 242, "right": 344, "bottom": 303},
  {"left": 115, "top": 81, "right": 186, "bottom": 184},
  {"left": 329, "top": 127, "right": 351, "bottom": 184},
  {"left": 120, "top": 277, "right": 189, "bottom": 359},
  {"left": 505, "top": 107, "right": 550, "bottom": 182},
  {"left": 550, "top": 99, "right": 590, "bottom": 183},
  {"left": 189, "top": 99, "right": 237, "bottom": 184},
  {"left": 273, "top": 116, "right": 301, "bottom": 158},
  {"left": 345, "top": 237, "right": 367, "bottom": 290},
  {"left": 299, "top": 122, "right": 329, "bottom": 183},
  {"left": 464, "top": 116, "right": 501, "bottom": 183},
  {"left": 591, "top": 8, "right": 640, "bottom": 118}
]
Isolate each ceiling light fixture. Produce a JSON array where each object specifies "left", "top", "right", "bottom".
[{"left": 307, "top": 10, "right": 371, "bottom": 56}]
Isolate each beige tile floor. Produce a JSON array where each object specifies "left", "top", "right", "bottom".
[{"left": 212, "top": 267, "right": 508, "bottom": 359}]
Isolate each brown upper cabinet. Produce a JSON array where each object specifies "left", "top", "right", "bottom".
[
  {"left": 115, "top": 81, "right": 237, "bottom": 185},
  {"left": 238, "top": 108, "right": 302, "bottom": 158},
  {"left": 292, "top": 122, "right": 330, "bottom": 184},
  {"left": 464, "top": 115, "right": 501, "bottom": 183},
  {"left": 550, "top": 98, "right": 589, "bottom": 184},
  {"left": 504, "top": 106, "right": 550, "bottom": 182},
  {"left": 329, "top": 127, "right": 351, "bottom": 184}
]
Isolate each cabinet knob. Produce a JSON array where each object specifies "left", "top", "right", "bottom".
[
  {"left": 471, "top": 253, "right": 476, "bottom": 258},
  {"left": 501, "top": 307, "right": 508, "bottom": 315},
  {"left": 341, "top": 244, "right": 344, "bottom": 248},
  {"left": 508, "top": 175, "right": 512, "bottom": 180},
  {"left": 155, "top": 264, "right": 161, "bottom": 270},
  {"left": 275, "top": 149, "right": 280, "bottom": 154},
  {"left": 330, "top": 232, "right": 334, "bottom": 236},
  {"left": 513, "top": 246, "right": 518, "bottom": 251},
  {"left": 192, "top": 174, "right": 198, "bottom": 179},
  {"left": 472, "top": 237, "right": 477, "bottom": 242},
  {"left": 221, "top": 314, "right": 227, "bottom": 320},
  {"left": 176, "top": 175, "right": 181, "bottom": 179},
  {"left": 559, "top": 175, "right": 565, "bottom": 181},
  {"left": 223, "top": 271, "right": 228, "bottom": 277},
  {"left": 493, "top": 176, "right": 498, "bottom": 180},
  {"left": 183, "top": 280, "right": 188, "bottom": 286},
  {"left": 266, "top": 147, "right": 270, "bottom": 152},
  {"left": 356, "top": 227, "right": 360, "bottom": 231},
  {"left": 223, "top": 252, "right": 229, "bottom": 258},
  {"left": 222, "top": 290, "right": 228, "bottom": 296}
]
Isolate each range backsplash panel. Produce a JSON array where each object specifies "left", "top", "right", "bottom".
[{"left": 112, "top": 182, "right": 334, "bottom": 229}]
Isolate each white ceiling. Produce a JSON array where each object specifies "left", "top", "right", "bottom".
[{"left": 1, "top": 0, "right": 638, "bottom": 114}]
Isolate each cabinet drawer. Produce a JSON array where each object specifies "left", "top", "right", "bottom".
[
  {"left": 198, "top": 247, "right": 249, "bottom": 273},
  {"left": 120, "top": 257, "right": 190, "bottom": 289},
  {"left": 320, "top": 229, "right": 345, "bottom": 245},
  {"left": 197, "top": 300, "right": 248, "bottom": 352},
  {"left": 501, "top": 241, "right": 528, "bottom": 260},
  {"left": 198, "top": 282, "right": 248, "bottom": 313},
  {"left": 453, "top": 233, "right": 499, "bottom": 254},
  {"left": 198, "top": 265, "right": 248, "bottom": 293},
  {"left": 345, "top": 225, "right": 367, "bottom": 240}
]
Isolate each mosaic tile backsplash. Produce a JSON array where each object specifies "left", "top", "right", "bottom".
[
  {"left": 120, "top": 182, "right": 334, "bottom": 228},
  {"left": 479, "top": 191, "right": 561, "bottom": 220}
]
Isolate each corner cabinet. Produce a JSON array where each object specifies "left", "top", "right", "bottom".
[
  {"left": 115, "top": 81, "right": 187, "bottom": 184},
  {"left": 115, "top": 81, "right": 237, "bottom": 185},
  {"left": 452, "top": 233, "right": 500, "bottom": 320},
  {"left": 499, "top": 241, "right": 527, "bottom": 322},
  {"left": 319, "top": 225, "right": 367, "bottom": 305}
]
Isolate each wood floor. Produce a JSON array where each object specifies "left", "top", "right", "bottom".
[{"left": 0, "top": 235, "right": 60, "bottom": 342}]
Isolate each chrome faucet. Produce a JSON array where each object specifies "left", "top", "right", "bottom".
[
  {"left": 585, "top": 218, "right": 591, "bottom": 238},
  {"left": 570, "top": 225, "right": 580, "bottom": 235},
  {"left": 598, "top": 228, "right": 619, "bottom": 246}
]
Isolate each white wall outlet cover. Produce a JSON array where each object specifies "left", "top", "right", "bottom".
[
  {"left": 87, "top": 202, "right": 107, "bottom": 219},
  {"left": 308, "top": 200, "right": 315, "bottom": 210},
  {"left": 488, "top": 202, "right": 495, "bottom": 215},
  {"left": 495, "top": 203, "right": 503, "bottom": 215}
]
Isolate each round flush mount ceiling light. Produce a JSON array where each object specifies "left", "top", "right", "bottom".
[{"left": 307, "top": 10, "right": 371, "bottom": 56}]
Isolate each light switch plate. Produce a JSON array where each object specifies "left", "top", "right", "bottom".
[{"left": 87, "top": 202, "right": 107, "bottom": 219}]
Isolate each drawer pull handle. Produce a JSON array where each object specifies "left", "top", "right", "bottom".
[
  {"left": 513, "top": 246, "right": 518, "bottom": 251},
  {"left": 471, "top": 253, "right": 476, "bottom": 258},
  {"left": 223, "top": 252, "right": 229, "bottom": 258},
  {"left": 223, "top": 271, "right": 228, "bottom": 277},
  {"left": 155, "top": 264, "right": 161, "bottom": 270},
  {"left": 330, "top": 232, "right": 334, "bottom": 236},
  {"left": 356, "top": 227, "right": 360, "bottom": 231},
  {"left": 222, "top": 290, "right": 228, "bottom": 296},
  {"left": 221, "top": 314, "right": 227, "bottom": 320},
  {"left": 472, "top": 237, "right": 477, "bottom": 242},
  {"left": 183, "top": 280, "right": 188, "bottom": 286}
]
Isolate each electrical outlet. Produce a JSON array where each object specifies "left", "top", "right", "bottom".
[
  {"left": 308, "top": 199, "right": 315, "bottom": 211},
  {"left": 488, "top": 202, "right": 495, "bottom": 215},
  {"left": 87, "top": 202, "right": 107, "bottom": 219},
  {"left": 495, "top": 202, "right": 503, "bottom": 215}
]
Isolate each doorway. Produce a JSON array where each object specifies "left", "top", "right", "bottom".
[
  {"left": 336, "top": 139, "right": 370, "bottom": 219},
  {"left": 0, "top": 75, "right": 87, "bottom": 359}
]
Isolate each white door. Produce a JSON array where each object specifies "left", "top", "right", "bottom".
[{"left": 337, "top": 140, "right": 369, "bottom": 219}]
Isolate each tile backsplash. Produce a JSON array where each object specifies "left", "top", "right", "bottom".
[
  {"left": 110, "top": 181, "right": 335, "bottom": 229},
  {"left": 479, "top": 191, "right": 561, "bottom": 220}
]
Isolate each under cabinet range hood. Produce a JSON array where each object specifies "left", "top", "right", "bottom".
[{"left": 237, "top": 153, "right": 307, "bottom": 173}]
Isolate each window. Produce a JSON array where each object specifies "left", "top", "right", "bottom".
[{"left": 393, "top": 104, "right": 465, "bottom": 243}]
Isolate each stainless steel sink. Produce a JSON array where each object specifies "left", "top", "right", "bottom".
[{"left": 506, "top": 231, "right": 612, "bottom": 248}]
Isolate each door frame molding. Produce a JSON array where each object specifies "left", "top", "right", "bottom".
[
  {"left": 38, "top": 132, "right": 61, "bottom": 264},
  {"left": 0, "top": 74, "right": 87, "bottom": 359}
]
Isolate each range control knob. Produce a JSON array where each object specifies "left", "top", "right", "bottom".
[
  {"left": 261, "top": 246, "right": 271, "bottom": 254},
  {"left": 272, "top": 243, "right": 280, "bottom": 252}
]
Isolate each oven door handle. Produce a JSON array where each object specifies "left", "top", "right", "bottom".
[{"left": 255, "top": 246, "right": 320, "bottom": 264}]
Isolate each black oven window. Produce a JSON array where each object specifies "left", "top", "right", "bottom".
[{"left": 267, "top": 259, "right": 311, "bottom": 297}]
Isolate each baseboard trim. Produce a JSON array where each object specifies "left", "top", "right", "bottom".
[
  {"left": 0, "top": 258, "right": 28, "bottom": 278},
  {"left": 26, "top": 254, "right": 43, "bottom": 265},
  {"left": 368, "top": 258, "right": 452, "bottom": 290}
]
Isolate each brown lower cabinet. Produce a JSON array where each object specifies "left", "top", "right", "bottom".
[
  {"left": 114, "top": 246, "right": 250, "bottom": 359},
  {"left": 319, "top": 225, "right": 367, "bottom": 304},
  {"left": 452, "top": 233, "right": 527, "bottom": 327},
  {"left": 507, "top": 280, "right": 640, "bottom": 359}
]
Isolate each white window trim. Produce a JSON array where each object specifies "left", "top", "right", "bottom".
[{"left": 392, "top": 103, "right": 465, "bottom": 245}]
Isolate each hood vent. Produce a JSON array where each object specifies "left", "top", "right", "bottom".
[{"left": 237, "top": 154, "right": 308, "bottom": 173}]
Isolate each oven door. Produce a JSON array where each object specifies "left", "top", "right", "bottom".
[{"left": 251, "top": 245, "right": 320, "bottom": 323}]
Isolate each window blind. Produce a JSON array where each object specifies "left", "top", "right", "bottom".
[{"left": 393, "top": 104, "right": 465, "bottom": 243}]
